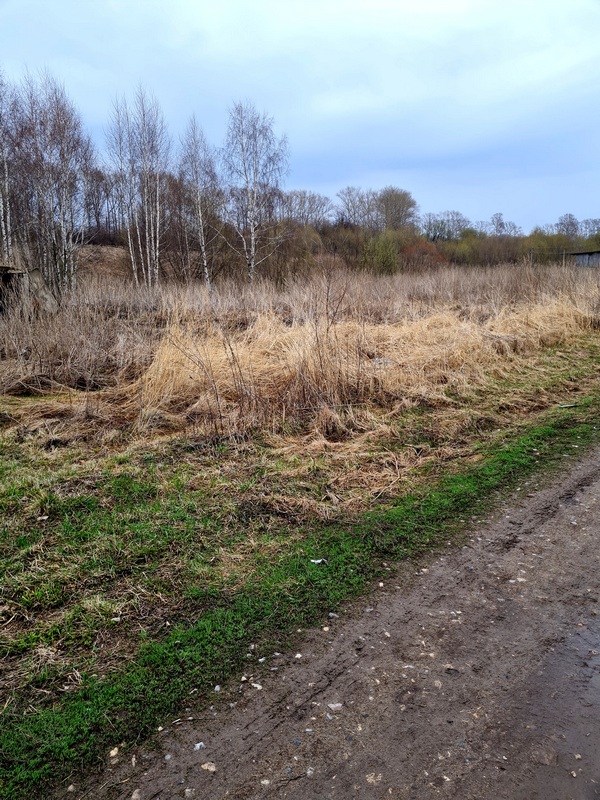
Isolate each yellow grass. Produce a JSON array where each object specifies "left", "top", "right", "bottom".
[{"left": 135, "top": 295, "right": 594, "bottom": 437}]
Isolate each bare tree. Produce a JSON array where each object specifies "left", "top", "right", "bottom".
[
  {"left": 221, "top": 101, "right": 288, "bottom": 282},
  {"left": 555, "top": 213, "right": 580, "bottom": 240},
  {"left": 9, "top": 72, "right": 95, "bottom": 290},
  {"left": 336, "top": 186, "right": 378, "bottom": 228},
  {"left": 375, "top": 186, "right": 418, "bottom": 230},
  {"left": 0, "top": 71, "right": 14, "bottom": 265},
  {"left": 422, "top": 210, "right": 471, "bottom": 241},
  {"left": 106, "top": 88, "right": 170, "bottom": 287},
  {"left": 179, "top": 116, "right": 219, "bottom": 286},
  {"left": 280, "top": 189, "right": 334, "bottom": 228}
]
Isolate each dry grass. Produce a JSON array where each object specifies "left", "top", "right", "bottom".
[{"left": 1, "top": 261, "right": 599, "bottom": 446}]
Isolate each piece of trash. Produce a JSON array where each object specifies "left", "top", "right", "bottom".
[
  {"left": 291, "top": 738, "right": 301, "bottom": 746},
  {"left": 214, "top": 685, "right": 221, "bottom": 692},
  {"left": 67, "top": 786, "right": 76, "bottom": 794},
  {"left": 194, "top": 742, "right": 206, "bottom": 751},
  {"left": 261, "top": 779, "right": 270, "bottom": 785},
  {"left": 306, "top": 767, "right": 315, "bottom": 777},
  {"left": 37, "top": 516, "right": 49, "bottom": 521},
  {"left": 295, "top": 653, "right": 302, "bottom": 659},
  {"left": 251, "top": 683, "right": 263, "bottom": 690},
  {"left": 328, "top": 703, "right": 343, "bottom": 712},
  {"left": 310, "top": 558, "right": 327, "bottom": 564},
  {"left": 258, "top": 657, "right": 266, "bottom": 662},
  {"left": 109, "top": 747, "right": 119, "bottom": 758},
  {"left": 164, "top": 754, "right": 172, "bottom": 761},
  {"left": 328, "top": 612, "right": 339, "bottom": 618},
  {"left": 201, "top": 762, "right": 217, "bottom": 772}
]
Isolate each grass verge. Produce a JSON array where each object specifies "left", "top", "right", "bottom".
[{"left": 1, "top": 394, "right": 600, "bottom": 797}]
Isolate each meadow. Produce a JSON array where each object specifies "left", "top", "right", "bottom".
[{"left": 1, "top": 260, "right": 600, "bottom": 796}]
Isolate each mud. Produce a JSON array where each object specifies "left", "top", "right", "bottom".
[{"left": 72, "top": 447, "right": 600, "bottom": 800}]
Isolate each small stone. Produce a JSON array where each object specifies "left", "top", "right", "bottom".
[
  {"left": 307, "top": 767, "right": 315, "bottom": 777},
  {"left": 328, "top": 703, "right": 343, "bottom": 712},
  {"left": 328, "top": 613, "right": 339, "bottom": 618},
  {"left": 214, "top": 685, "right": 221, "bottom": 693},
  {"left": 184, "top": 790, "right": 195, "bottom": 798},
  {"left": 575, "top": 754, "right": 582, "bottom": 760},
  {"left": 131, "top": 792, "right": 142, "bottom": 800},
  {"left": 194, "top": 742, "right": 206, "bottom": 751},
  {"left": 251, "top": 683, "right": 263, "bottom": 690},
  {"left": 164, "top": 754, "right": 172, "bottom": 761},
  {"left": 261, "top": 779, "right": 270, "bottom": 785},
  {"left": 67, "top": 787, "right": 76, "bottom": 794},
  {"left": 201, "top": 762, "right": 217, "bottom": 772},
  {"left": 571, "top": 771, "right": 577, "bottom": 777},
  {"left": 295, "top": 653, "right": 302, "bottom": 659},
  {"left": 109, "top": 747, "right": 119, "bottom": 758},
  {"left": 291, "top": 738, "right": 301, "bottom": 746}
]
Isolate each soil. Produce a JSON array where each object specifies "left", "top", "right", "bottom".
[{"left": 71, "top": 447, "right": 600, "bottom": 800}]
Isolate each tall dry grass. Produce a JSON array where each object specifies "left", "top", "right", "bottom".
[{"left": 1, "top": 263, "right": 598, "bottom": 438}]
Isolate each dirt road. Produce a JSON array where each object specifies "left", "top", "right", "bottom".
[{"left": 75, "top": 447, "right": 600, "bottom": 800}]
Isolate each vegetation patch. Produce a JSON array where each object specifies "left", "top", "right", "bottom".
[{"left": 1, "top": 267, "right": 599, "bottom": 796}]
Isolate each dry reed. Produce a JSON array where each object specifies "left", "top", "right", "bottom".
[{"left": 1, "top": 262, "right": 598, "bottom": 441}]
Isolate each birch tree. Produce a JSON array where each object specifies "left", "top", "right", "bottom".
[
  {"left": 11, "top": 72, "right": 94, "bottom": 291},
  {"left": 0, "top": 71, "right": 13, "bottom": 265},
  {"left": 221, "top": 102, "right": 288, "bottom": 282},
  {"left": 179, "top": 116, "right": 219, "bottom": 286},
  {"left": 107, "top": 88, "right": 170, "bottom": 287}
]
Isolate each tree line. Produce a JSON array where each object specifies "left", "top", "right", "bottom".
[{"left": 1, "top": 70, "right": 598, "bottom": 293}]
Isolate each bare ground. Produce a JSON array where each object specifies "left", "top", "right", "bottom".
[{"left": 70, "top": 447, "right": 600, "bottom": 800}]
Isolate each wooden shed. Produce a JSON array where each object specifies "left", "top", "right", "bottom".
[
  {"left": 0, "top": 265, "right": 59, "bottom": 313},
  {"left": 573, "top": 250, "right": 600, "bottom": 267}
]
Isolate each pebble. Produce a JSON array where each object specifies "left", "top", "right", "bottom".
[
  {"left": 328, "top": 703, "right": 343, "bottom": 712},
  {"left": 201, "top": 762, "right": 217, "bottom": 772},
  {"left": 194, "top": 742, "right": 206, "bottom": 751},
  {"left": 131, "top": 792, "right": 142, "bottom": 800}
]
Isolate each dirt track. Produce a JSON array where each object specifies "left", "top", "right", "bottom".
[{"left": 75, "top": 447, "right": 600, "bottom": 800}]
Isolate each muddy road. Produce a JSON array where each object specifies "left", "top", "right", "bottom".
[{"left": 74, "top": 448, "right": 600, "bottom": 800}]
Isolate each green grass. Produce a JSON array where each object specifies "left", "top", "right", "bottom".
[
  {"left": 1, "top": 393, "right": 600, "bottom": 797},
  {"left": 1, "top": 329, "right": 599, "bottom": 797}
]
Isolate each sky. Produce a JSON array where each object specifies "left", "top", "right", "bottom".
[{"left": 0, "top": 0, "right": 598, "bottom": 232}]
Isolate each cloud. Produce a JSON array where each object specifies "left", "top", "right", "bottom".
[{"left": 1, "top": 0, "right": 599, "bottom": 229}]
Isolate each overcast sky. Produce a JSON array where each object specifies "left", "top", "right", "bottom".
[{"left": 1, "top": 0, "right": 598, "bottom": 232}]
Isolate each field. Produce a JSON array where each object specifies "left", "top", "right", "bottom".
[{"left": 1, "top": 260, "right": 600, "bottom": 797}]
